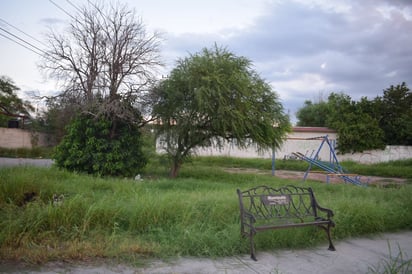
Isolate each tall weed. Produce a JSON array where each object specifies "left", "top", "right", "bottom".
[{"left": 368, "top": 242, "right": 412, "bottom": 274}]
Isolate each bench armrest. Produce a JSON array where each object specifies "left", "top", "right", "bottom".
[
  {"left": 316, "top": 204, "right": 334, "bottom": 219},
  {"left": 241, "top": 210, "right": 257, "bottom": 223},
  {"left": 239, "top": 210, "right": 257, "bottom": 236}
]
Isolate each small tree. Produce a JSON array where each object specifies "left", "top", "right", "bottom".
[
  {"left": 152, "top": 45, "right": 290, "bottom": 177},
  {"left": 296, "top": 100, "right": 329, "bottom": 127},
  {"left": 40, "top": 2, "right": 162, "bottom": 175},
  {"left": 40, "top": 2, "right": 162, "bottom": 124},
  {"left": 377, "top": 82, "right": 412, "bottom": 145},
  {"left": 325, "top": 93, "right": 385, "bottom": 153},
  {"left": 296, "top": 92, "right": 387, "bottom": 153},
  {"left": 0, "top": 76, "right": 33, "bottom": 127}
]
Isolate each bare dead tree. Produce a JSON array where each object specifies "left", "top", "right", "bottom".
[{"left": 39, "top": 1, "right": 163, "bottom": 126}]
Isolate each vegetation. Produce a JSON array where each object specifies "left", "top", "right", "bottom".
[
  {"left": 0, "top": 76, "right": 34, "bottom": 128},
  {"left": 40, "top": 1, "right": 162, "bottom": 124},
  {"left": 37, "top": 1, "right": 162, "bottom": 175},
  {"left": 296, "top": 83, "right": 412, "bottom": 153},
  {"left": 326, "top": 93, "right": 386, "bottom": 153},
  {"left": 53, "top": 113, "right": 147, "bottom": 177},
  {"left": 338, "top": 159, "right": 412, "bottom": 179},
  {"left": 188, "top": 156, "right": 412, "bottom": 179},
  {"left": 0, "top": 158, "right": 411, "bottom": 264},
  {"left": 36, "top": 93, "right": 80, "bottom": 143},
  {"left": 152, "top": 45, "right": 290, "bottom": 177},
  {"left": 295, "top": 99, "right": 329, "bottom": 127},
  {"left": 378, "top": 83, "right": 412, "bottom": 146},
  {"left": 367, "top": 243, "right": 412, "bottom": 274}
]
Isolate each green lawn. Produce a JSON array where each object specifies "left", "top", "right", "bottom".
[{"left": 0, "top": 157, "right": 411, "bottom": 264}]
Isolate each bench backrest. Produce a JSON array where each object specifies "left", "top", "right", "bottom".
[{"left": 237, "top": 185, "right": 319, "bottom": 221}]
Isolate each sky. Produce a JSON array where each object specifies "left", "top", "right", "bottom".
[{"left": 1, "top": 0, "right": 411, "bottom": 123}]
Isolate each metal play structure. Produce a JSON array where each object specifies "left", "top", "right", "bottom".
[{"left": 289, "top": 135, "right": 367, "bottom": 186}]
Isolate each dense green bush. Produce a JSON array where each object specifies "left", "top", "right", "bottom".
[{"left": 53, "top": 114, "right": 146, "bottom": 177}]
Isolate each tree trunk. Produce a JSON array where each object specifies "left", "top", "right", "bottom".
[{"left": 169, "top": 161, "right": 181, "bottom": 178}]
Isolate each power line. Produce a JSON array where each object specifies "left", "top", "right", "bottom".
[
  {"left": 0, "top": 1, "right": 87, "bottom": 66},
  {"left": 0, "top": 32, "right": 43, "bottom": 57},
  {"left": 0, "top": 25, "right": 59, "bottom": 64},
  {"left": 49, "top": 0, "right": 76, "bottom": 20},
  {"left": 0, "top": 18, "right": 48, "bottom": 48},
  {"left": 0, "top": 1, "right": 76, "bottom": 59},
  {"left": 0, "top": 26, "right": 47, "bottom": 56},
  {"left": 66, "top": 0, "right": 83, "bottom": 14}
]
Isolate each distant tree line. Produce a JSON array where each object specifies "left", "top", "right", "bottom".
[{"left": 296, "top": 82, "right": 412, "bottom": 153}]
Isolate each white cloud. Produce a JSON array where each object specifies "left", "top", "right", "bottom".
[{"left": 129, "top": 0, "right": 269, "bottom": 34}]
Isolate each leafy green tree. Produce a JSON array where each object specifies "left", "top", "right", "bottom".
[
  {"left": 376, "top": 82, "right": 412, "bottom": 145},
  {"left": 54, "top": 112, "right": 146, "bottom": 177},
  {"left": 0, "top": 76, "right": 33, "bottom": 127},
  {"left": 152, "top": 45, "right": 290, "bottom": 177},
  {"left": 296, "top": 83, "right": 411, "bottom": 150},
  {"left": 325, "top": 93, "right": 385, "bottom": 153},
  {"left": 296, "top": 92, "right": 385, "bottom": 153},
  {"left": 296, "top": 100, "right": 329, "bottom": 127}
]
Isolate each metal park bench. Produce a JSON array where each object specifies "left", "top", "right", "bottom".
[{"left": 237, "top": 185, "right": 336, "bottom": 260}]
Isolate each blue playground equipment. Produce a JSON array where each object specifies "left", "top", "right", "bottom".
[{"left": 291, "top": 135, "right": 367, "bottom": 186}]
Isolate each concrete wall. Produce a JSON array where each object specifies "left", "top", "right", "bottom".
[
  {"left": 157, "top": 127, "right": 412, "bottom": 164},
  {"left": 0, "top": 128, "right": 55, "bottom": 148},
  {"left": 6, "top": 126, "right": 408, "bottom": 163},
  {"left": 339, "top": 146, "right": 412, "bottom": 164},
  {"left": 190, "top": 130, "right": 340, "bottom": 161}
]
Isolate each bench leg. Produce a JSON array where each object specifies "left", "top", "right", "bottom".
[
  {"left": 318, "top": 224, "right": 336, "bottom": 251},
  {"left": 326, "top": 224, "right": 336, "bottom": 251},
  {"left": 250, "top": 231, "right": 257, "bottom": 261}
]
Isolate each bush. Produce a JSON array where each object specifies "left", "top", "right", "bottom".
[{"left": 53, "top": 114, "right": 146, "bottom": 177}]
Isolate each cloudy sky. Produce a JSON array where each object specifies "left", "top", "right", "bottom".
[{"left": 1, "top": 0, "right": 411, "bottom": 123}]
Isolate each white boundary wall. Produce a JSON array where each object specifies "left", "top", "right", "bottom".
[
  {"left": 0, "top": 128, "right": 54, "bottom": 148},
  {"left": 157, "top": 127, "right": 412, "bottom": 164},
  {"left": 191, "top": 130, "right": 340, "bottom": 161},
  {"left": 339, "top": 146, "right": 412, "bottom": 164}
]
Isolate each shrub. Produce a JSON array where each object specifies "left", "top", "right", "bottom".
[{"left": 53, "top": 114, "right": 146, "bottom": 177}]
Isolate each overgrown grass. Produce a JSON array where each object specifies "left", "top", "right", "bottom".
[
  {"left": 343, "top": 159, "right": 412, "bottom": 179},
  {"left": 1, "top": 161, "right": 412, "bottom": 264},
  {"left": 189, "top": 156, "right": 412, "bottom": 179}
]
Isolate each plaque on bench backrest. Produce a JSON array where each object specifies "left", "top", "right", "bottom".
[{"left": 261, "top": 195, "right": 290, "bottom": 205}]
